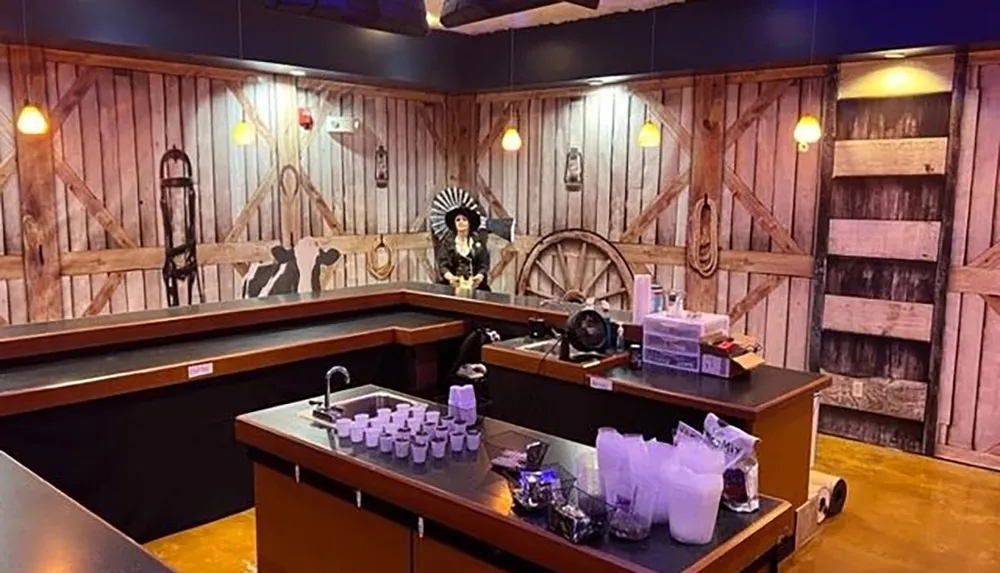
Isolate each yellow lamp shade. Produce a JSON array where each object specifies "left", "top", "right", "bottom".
[
  {"left": 232, "top": 120, "right": 256, "bottom": 146},
  {"left": 16, "top": 103, "right": 48, "bottom": 135},
  {"left": 637, "top": 121, "right": 661, "bottom": 148},
  {"left": 501, "top": 126, "right": 522, "bottom": 151},
  {"left": 793, "top": 114, "right": 822, "bottom": 152}
]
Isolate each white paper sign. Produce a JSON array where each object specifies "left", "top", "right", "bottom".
[
  {"left": 187, "top": 362, "right": 214, "bottom": 379},
  {"left": 588, "top": 376, "right": 613, "bottom": 391}
]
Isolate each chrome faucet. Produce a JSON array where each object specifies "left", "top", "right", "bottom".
[{"left": 324, "top": 365, "right": 351, "bottom": 414}]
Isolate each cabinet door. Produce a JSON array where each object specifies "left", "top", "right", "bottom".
[
  {"left": 254, "top": 464, "right": 411, "bottom": 573},
  {"left": 412, "top": 534, "right": 508, "bottom": 573}
]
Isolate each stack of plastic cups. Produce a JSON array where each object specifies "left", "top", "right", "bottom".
[{"left": 633, "top": 274, "right": 652, "bottom": 324}]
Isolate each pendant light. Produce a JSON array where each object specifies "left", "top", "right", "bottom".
[
  {"left": 637, "top": 11, "right": 660, "bottom": 148},
  {"left": 231, "top": 0, "right": 255, "bottom": 146},
  {"left": 793, "top": 0, "right": 821, "bottom": 152},
  {"left": 501, "top": 30, "right": 521, "bottom": 152},
  {"left": 15, "top": 0, "right": 48, "bottom": 135}
]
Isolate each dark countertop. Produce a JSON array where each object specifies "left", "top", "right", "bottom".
[
  {"left": 236, "top": 385, "right": 793, "bottom": 573},
  {"left": 603, "top": 366, "right": 831, "bottom": 420},
  {"left": 0, "top": 311, "right": 464, "bottom": 416},
  {"left": 0, "top": 451, "right": 174, "bottom": 573},
  {"left": 0, "top": 282, "right": 634, "bottom": 362}
]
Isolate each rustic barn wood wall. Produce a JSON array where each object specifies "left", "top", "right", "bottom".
[
  {"left": 810, "top": 54, "right": 964, "bottom": 454},
  {"left": 937, "top": 53, "right": 1000, "bottom": 471},
  {"left": 0, "top": 44, "right": 447, "bottom": 324},
  {"left": 478, "top": 68, "right": 827, "bottom": 370}
]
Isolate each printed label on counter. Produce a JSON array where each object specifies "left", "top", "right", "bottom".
[
  {"left": 187, "top": 362, "right": 214, "bottom": 379},
  {"left": 588, "top": 376, "right": 613, "bottom": 391}
]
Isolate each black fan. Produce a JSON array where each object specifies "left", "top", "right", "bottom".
[{"left": 559, "top": 308, "right": 608, "bottom": 362}]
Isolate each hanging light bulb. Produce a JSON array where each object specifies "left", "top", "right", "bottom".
[
  {"left": 501, "top": 126, "right": 522, "bottom": 152},
  {"left": 793, "top": 114, "right": 821, "bottom": 152},
  {"left": 16, "top": 101, "right": 48, "bottom": 135},
  {"left": 232, "top": 119, "right": 255, "bottom": 146},
  {"left": 637, "top": 121, "right": 661, "bottom": 148}
]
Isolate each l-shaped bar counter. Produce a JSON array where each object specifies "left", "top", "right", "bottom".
[{"left": 0, "top": 282, "right": 829, "bottom": 569}]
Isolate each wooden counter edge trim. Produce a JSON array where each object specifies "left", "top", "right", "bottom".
[
  {"left": 482, "top": 344, "right": 629, "bottom": 385},
  {"left": 598, "top": 376, "right": 759, "bottom": 421},
  {"left": 686, "top": 500, "right": 793, "bottom": 573},
  {"left": 0, "top": 319, "right": 469, "bottom": 416},
  {"left": 393, "top": 320, "right": 468, "bottom": 346},
  {"left": 236, "top": 419, "right": 662, "bottom": 573},
  {"left": 0, "top": 290, "right": 405, "bottom": 361},
  {"left": 403, "top": 290, "right": 576, "bottom": 328}
]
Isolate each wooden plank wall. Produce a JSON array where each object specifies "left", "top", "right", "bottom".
[
  {"left": 476, "top": 70, "right": 826, "bottom": 370},
  {"left": 0, "top": 45, "right": 446, "bottom": 323},
  {"left": 812, "top": 55, "right": 960, "bottom": 454},
  {"left": 938, "top": 55, "right": 1000, "bottom": 471}
]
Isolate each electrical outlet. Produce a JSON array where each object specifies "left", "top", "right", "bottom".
[
  {"left": 851, "top": 379, "right": 864, "bottom": 398},
  {"left": 326, "top": 116, "right": 360, "bottom": 134}
]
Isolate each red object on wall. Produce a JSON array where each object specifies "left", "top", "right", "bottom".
[{"left": 298, "top": 107, "right": 314, "bottom": 130}]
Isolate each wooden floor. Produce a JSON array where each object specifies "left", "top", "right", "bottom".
[{"left": 146, "top": 435, "right": 1000, "bottom": 572}]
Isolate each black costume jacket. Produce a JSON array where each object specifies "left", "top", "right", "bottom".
[{"left": 436, "top": 233, "right": 491, "bottom": 290}]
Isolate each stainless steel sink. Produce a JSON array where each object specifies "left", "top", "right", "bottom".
[{"left": 311, "top": 391, "right": 417, "bottom": 422}]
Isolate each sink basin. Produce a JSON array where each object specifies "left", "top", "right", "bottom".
[{"left": 312, "top": 391, "right": 417, "bottom": 422}]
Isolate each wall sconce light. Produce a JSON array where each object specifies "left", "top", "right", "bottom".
[
  {"left": 564, "top": 147, "right": 583, "bottom": 192},
  {"left": 375, "top": 144, "right": 389, "bottom": 188},
  {"left": 16, "top": 101, "right": 48, "bottom": 135},
  {"left": 793, "top": 114, "right": 821, "bottom": 152},
  {"left": 501, "top": 126, "right": 522, "bottom": 152},
  {"left": 637, "top": 121, "right": 661, "bottom": 148},
  {"left": 232, "top": 119, "right": 255, "bottom": 146}
]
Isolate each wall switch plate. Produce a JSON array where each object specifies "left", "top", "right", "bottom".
[
  {"left": 851, "top": 379, "right": 864, "bottom": 398},
  {"left": 326, "top": 116, "right": 360, "bottom": 133}
]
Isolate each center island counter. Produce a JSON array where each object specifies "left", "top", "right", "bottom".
[{"left": 236, "top": 385, "right": 793, "bottom": 573}]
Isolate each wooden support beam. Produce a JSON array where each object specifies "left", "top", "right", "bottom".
[
  {"left": 0, "top": 255, "right": 22, "bottom": 280},
  {"left": 968, "top": 242, "right": 1000, "bottom": 269},
  {"left": 685, "top": 74, "right": 725, "bottom": 312},
  {"left": 299, "top": 169, "right": 342, "bottom": 234},
  {"left": 822, "top": 295, "right": 934, "bottom": 342},
  {"left": 724, "top": 169, "right": 807, "bottom": 254},
  {"left": 724, "top": 80, "right": 794, "bottom": 149},
  {"left": 49, "top": 67, "right": 98, "bottom": 133},
  {"left": 275, "top": 77, "right": 301, "bottom": 245},
  {"left": 729, "top": 275, "right": 785, "bottom": 323},
  {"left": 476, "top": 102, "right": 512, "bottom": 159},
  {"left": 0, "top": 153, "right": 16, "bottom": 193},
  {"left": 833, "top": 137, "right": 948, "bottom": 177},
  {"left": 10, "top": 45, "right": 62, "bottom": 322},
  {"left": 620, "top": 169, "right": 690, "bottom": 243},
  {"left": 226, "top": 81, "right": 277, "bottom": 150},
  {"left": 445, "top": 94, "right": 476, "bottom": 189},
  {"left": 949, "top": 266, "right": 1000, "bottom": 296},
  {"left": 54, "top": 159, "right": 138, "bottom": 249},
  {"left": 225, "top": 164, "right": 278, "bottom": 243},
  {"left": 828, "top": 219, "right": 941, "bottom": 261},
  {"left": 819, "top": 371, "right": 927, "bottom": 422}
]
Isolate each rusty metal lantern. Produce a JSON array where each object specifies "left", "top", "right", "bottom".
[
  {"left": 375, "top": 144, "right": 389, "bottom": 189},
  {"left": 564, "top": 147, "right": 583, "bottom": 192}
]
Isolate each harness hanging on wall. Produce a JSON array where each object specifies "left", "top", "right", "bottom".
[
  {"left": 159, "top": 147, "right": 205, "bottom": 307},
  {"left": 375, "top": 144, "right": 389, "bottom": 189},
  {"left": 564, "top": 146, "right": 583, "bottom": 192}
]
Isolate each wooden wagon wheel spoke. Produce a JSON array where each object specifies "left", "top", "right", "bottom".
[
  {"left": 533, "top": 260, "right": 565, "bottom": 293},
  {"left": 581, "top": 260, "right": 611, "bottom": 297},
  {"left": 516, "top": 229, "right": 634, "bottom": 309},
  {"left": 594, "top": 287, "right": 628, "bottom": 301},
  {"left": 555, "top": 243, "right": 572, "bottom": 288},
  {"left": 574, "top": 241, "right": 589, "bottom": 291}
]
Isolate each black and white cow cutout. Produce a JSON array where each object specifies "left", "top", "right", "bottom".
[{"left": 241, "top": 237, "right": 342, "bottom": 298}]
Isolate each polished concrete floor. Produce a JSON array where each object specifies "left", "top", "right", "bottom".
[{"left": 145, "top": 435, "right": 1000, "bottom": 572}]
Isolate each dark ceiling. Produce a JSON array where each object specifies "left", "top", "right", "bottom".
[{"left": 0, "top": 0, "right": 997, "bottom": 92}]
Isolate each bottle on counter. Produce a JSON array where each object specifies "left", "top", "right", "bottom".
[{"left": 650, "top": 284, "right": 665, "bottom": 314}]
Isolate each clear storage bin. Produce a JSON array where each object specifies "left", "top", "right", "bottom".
[
  {"left": 643, "top": 312, "right": 730, "bottom": 339},
  {"left": 642, "top": 348, "right": 700, "bottom": 373},
  {"left": 643, "top": 332, "right": 701, "bottom": 356}
]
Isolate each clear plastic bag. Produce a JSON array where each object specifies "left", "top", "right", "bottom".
[{"left": 704, "top": 413, "right": 760, "bottom": 513}]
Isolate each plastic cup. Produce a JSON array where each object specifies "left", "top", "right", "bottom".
[
  {"left": 350, "top": 422, "right": 365, "bottom": 444},
  {"left": 395, "top": 403, "right": 412, "bottom": 415},
  {"left": 441, "top": 416, "right": 455, "bottom": 431},
  {"left": 406, "top": 416, "right": 423, "bottom": 432},
  {"left": 411, "top": 410, "right": 426, "bottom": 426},
  {"left": 425, "top": 411, "right": 441, "bottom": 426},
  {"left": 412, "top": 403, "right": 428, "bottom": 417},
  {"left": 414, "top": 432, "right": 430, "bottom": 446},
  {"left": 365, "top": 426, "right": 380, "bottom": 448},
  {"left": 434, "top": 424, "right": 450, "bottom": 440},
  {"left": 353, "top": 413, "right": 370, "bottom": 426},
  {"left": 412, "top": 442, "right": 429, "bottom": 464},
  {"left": 466, "top": 429, "right": 481, "bottom": 451},
  {"left": 394, "top": 436, "right": 411, "bottom": 459},
  {"left": 449, "top": 431, "right": 466, "bottom": 453},
  {"left": 335, "top": 418, "right": 352, "bottom": 438},
  {"left": 379, "top": 432, "right": 394, "bottom": 454},
  {"left": 431, "top": 437, "right": 447, "bottom": 459},
  {"left": 391, "top": 411, "right": 408, "bottom": 425},
  {"left": 376, "top": 407, "right": 392, "bottom": 418}
]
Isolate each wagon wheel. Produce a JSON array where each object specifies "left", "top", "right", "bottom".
[{"left": 516, "top": 229, "right": 634, "bottom": 308}]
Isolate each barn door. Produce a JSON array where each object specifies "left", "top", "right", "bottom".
[{"left": 810, "top": 54, "right": 966, "bottom": 454}]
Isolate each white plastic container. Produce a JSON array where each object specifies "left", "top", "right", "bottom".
[
  {"left": 335, "top": 418, "right": 353, "bottom": 438},
  {"left": 466, "top": 429, "right": 481, "bottom": 451},
  {"left": 350, "top": 423, "right": 365, "bottom": 444},
  {"left": 665, "top": 466, "right": 724, "bottom": 545},
  {"left": 449, "top": 431, "right": 465, "bottom": 453},
  {"left": 365, "top": 426, "right": 380, "bottom": 448}
]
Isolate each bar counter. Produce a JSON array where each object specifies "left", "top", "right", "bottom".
[
  {"left": 236, "top": 385, "right": 794, "bottom": 573},
  {"left": 0, "top": 450, "right": 174, "bottom": 573}
]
